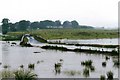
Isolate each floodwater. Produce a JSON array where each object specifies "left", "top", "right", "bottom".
[
  {"left": 0, "top": 38, "right": 119, "bottom": 78},
  {"left": 48, "top": 38, "right": 118, "bottom": 45}
]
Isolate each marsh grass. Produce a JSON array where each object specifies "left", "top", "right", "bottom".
[
  {"left": 0, "top": 69, "right": 37, "bottom": 80},
  {"left": 113, "top": 60, "right": 119, "bottom": 68},
  {"left": 107, "top": 71, "right": 113, "bottom": 80},
  {"left": 41, "top": 45, "right": 69, "bottom": 51},
  {"left": 28, "top": 64, "right": 35, "bottom": 70},
  {"left": 41, "top": 45, "right": 118, "bottom": 55},
  {"left": 63, "top": 70, "right": 81, "bottom": 76},
  {"left": 100, "top": 75, "right": 106, "bottom": 80},
  {"left": 14, "top": 70, "right": 37, "bottom": 80},
  {"left": 81, "top": 60, "right": 95, "bottom": 72},
  {"left": 3, "top": 65, "right": 10, "bottom": 69},
  {"left": 102, "top": 62, "right": 107, "bottom": 67},
  {"left": 81, "top": 60, "right": 93, "bottom": 66},
  {"left": 1, "top": 70, "right": 14, "bottom": 78},
  {"left": 5, "top": 29, "right": 118, "bottom": 40},
  {"left": 83, "top": 68, "right": 89, "bottom": 77}
]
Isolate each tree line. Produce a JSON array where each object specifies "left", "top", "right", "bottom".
[{"left": 1, "top": 18, "right": 94, "bottom": 34}]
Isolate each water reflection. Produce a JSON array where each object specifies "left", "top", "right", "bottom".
[{"left": 83, "top": 68, "right": 89, "bottom": 77}]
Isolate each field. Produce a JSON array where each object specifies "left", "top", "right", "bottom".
[
  {"left": 1, "top": 29, "right": 119, "bottom": 78},
  {"left": 2, "top": 28, "right": 118, "bottom": 40}
]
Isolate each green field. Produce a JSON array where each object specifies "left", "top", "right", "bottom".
[{"left": 2, "top": 29, "right": 118, "bottom": 40}]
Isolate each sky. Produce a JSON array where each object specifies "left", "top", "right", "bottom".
[{"left": 0, "top": 0, "right": 119, "bottom": 29}]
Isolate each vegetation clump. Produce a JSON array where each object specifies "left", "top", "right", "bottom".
[
  {"left": 83, "top": 68, "right": 89, "bottom": 77},
  {"left": 107, "top": 71, "right": 113, "bottom": 80},
  {"left": 41, "top": 45, "right": 69, "bottom": 51},
  {"left": 64, "top": 70, "right": 81, "bottom": 76},
  {"left": 20, "top": 65, "right": 24, "bottom": 68},
  {"left": 81, "top": 60, "right": 93, "bottom": 66},
  {"left": 75, "top": 44, "right": 118, "bottom": 48},
  {"left": 105, "top": 56, "right": 110, "bottom": 60},
  {"left": 1, "top": 69, "right": 37, "bottom": 80},
  {"left": 81, "top": 60, "right": 95, "bottom": 72},
  {"left": 113, "top": 60, "right": 120, "bottom": 68},
  {"left": 28, "top": 64, "right": 35, "bottom": 70},
  {"left": 1, "top": 70, "right": 14, "bottom": 78},
  {"left": 100, "top": 75, "right": 106, "bottom": 80},
  {"left": 14, "top": 70, "right": 37, "bottom": 80},
  {"left": 3, "top": 65, "right": 10, "bottom": 69},
  {"left": 11, "top": 42, "right": 17, "bottom": 45},
  {"left": 41, "top": 45, "right": 118, "bottom": 56},
  {"left": 102, "top": 62, "right": 106, "bottom": 67},
  {"left": 54, "top": 63, "right": 62, "bottom": 74}
]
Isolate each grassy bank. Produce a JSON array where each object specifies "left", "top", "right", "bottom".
[{"left": 2, "top": 29, "right": 118, "bottom": 40}]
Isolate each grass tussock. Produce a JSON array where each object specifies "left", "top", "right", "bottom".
[
  {"left": 0, "top": 69, "right": 37, "bottom": 80},
  {"left": 14, "top": 70, "right": 37, "bottom": 80}
]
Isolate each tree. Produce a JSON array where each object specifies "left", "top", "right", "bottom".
[
  {"left": 30, "top": 22, "right": 40, "bottom": 29},
  {"left": 17, "top": 20, "right": 30, "bottom": 31},
  {"left": 1, "top": 18, "right": 10, "bottom": 34},
  {"left": 39, "top": 20, "right": 55, "bottom": 28},
  {"left": 9, "top": 23, "right": 17, "bottom": 32},
  {"left": 62, "top": 21, "right": 72, "bottom": 28},
  {"left": 71, "top": 20, "right": 79, "bottom": 28},
  {"left": 55, "top": 20, "right": 61, "bottom": 27}
]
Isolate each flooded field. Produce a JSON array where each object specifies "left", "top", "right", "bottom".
[
  {"left": 48, "top": 38, "right": 118, "bottom": 45},
  {"left": 0, "top": 38, "right": 119, "bottom": 78}
]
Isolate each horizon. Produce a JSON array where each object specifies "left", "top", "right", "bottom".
[{"left": 0, "top": 0, "right": 119, "bottom": 29}]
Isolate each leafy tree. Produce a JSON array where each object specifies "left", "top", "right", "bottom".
[
  {"left": 39, "top": 20, "right": 55, "bottom": 28},
  {"left": 55, "top": 20, "right": 61, "bottom": 27},
  {"left": 9, "top": 23, "right": 17, "bottom": 32},
  {"left": 30, "top": 22, "right": 40, "bottom": 29},
  {"left": 17, "top": 20, "right": 30, "bottom": 31},
  {"left": 62, "top": 21, "right": 72, "bottom": 28},
  {"left": 71, "top": 20, "right": 79, "bottom": 28},
  {"left": 1, "top": 18, "right": 10, "bottom": 34}
]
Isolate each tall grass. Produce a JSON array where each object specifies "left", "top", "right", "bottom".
[
  {"left": 0, "top": 69, "right": 37, "bottom": 80},
  {"left": 14, "top": 70, "right": 37, "bottom": 80},
  {"left": 1, "top": 70, "right": 14, "bottom": 78},
  {"left": 6, "top": 29, "right": 118, "bottom": 40}
]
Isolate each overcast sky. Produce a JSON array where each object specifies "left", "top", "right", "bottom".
[{"left": 0, "top": 0, "right": 119, "bottom": 28}]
